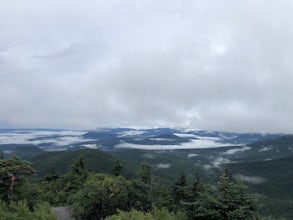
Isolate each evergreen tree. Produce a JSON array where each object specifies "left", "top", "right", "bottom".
[
  {"left": 171, "top": 172, "right": 188, "bottom": 210},
  {"left": 186, "top": 184, "right": 220, "bottom": 220},
  {"left": 186, "top": 170, "right": 261, "bottom": 220},
  {"left": 130, "top": 163, "right": 167, "bottom": 212},
  {"left": 216, "top": 170, "right": 260, "bottom": 220},
  {"left": 130, "top": 164, "right": 153, "bottom": 212},
  {"left": 190, "top": 172, "right": 203, "bottom": 200},
  {"left": 0, "top": 154, "right": 35, "bottom": 202},
  {"left": 63, "top": 155, "right": 89, "bottom": 193},
  {"left": 69, "top": 155, "right": 88, "bottom": 177},
  {"left": 140, "top": 163, "right": 152, "bottom": 184},
  {"left": 112, "top": 160, "right": 122, "bottom": 176}
]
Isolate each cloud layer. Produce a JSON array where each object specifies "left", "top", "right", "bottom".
[{"left": 1, "top": 1, "right": 293, "bottom": 132}]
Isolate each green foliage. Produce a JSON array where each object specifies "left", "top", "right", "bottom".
[
  {"left": 217, "top": 170, "right": 259, "bottom": 219},
  {"left": 0, "top": 150, "right": 266, "bottom": 220},
  {"left": 0, "top": 154, "right": 35, "bottom": 177},
  {"left": 104, "top": 207, "right": 187, "bottom": 220},
  {"left": 0, "top": 155, "right": 55, "bottom": 219},
  {"left": 67, "top": 171, "right": 169, "bottom": 219},
  {"left": 0, "top": 154, "right": 35, "bottom": 202},
  {"left": 14, "top": 179, "right": 43, "bottom": 210},
  {"left": 0, "top": 150, "right": 264, "bottom": 219},
  {"left": 130, "top": 179, "right": 153, "bottom": 211},
  {"left": 0, "top": 200, "right": 55, "bottom": 220},
  {"left": 62, "top": 155, "right": 88, "bottom": 194},
  {"left": 69, "top": 155, "right": 88, "bottom": 177},
  {"left": 40, "top": 155, "right": 89, "bottom": 205},
  {"left": 68, "top": 174, "right": 133, "bottom": 220},
  {"left": 131, "top": 163, "right": 168, "bottom": 212}
]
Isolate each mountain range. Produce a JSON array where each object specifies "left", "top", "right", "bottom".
[{"left": 1, "top": 128, "right": 293, "bottom": 218}]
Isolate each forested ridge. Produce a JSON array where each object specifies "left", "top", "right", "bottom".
[{"left": 0, "top": 153, "right": 267, "bottom": 220}]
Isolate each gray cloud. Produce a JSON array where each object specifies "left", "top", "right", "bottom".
[{"left": 1, "top": 0, "right": 293, "bottom": 132}]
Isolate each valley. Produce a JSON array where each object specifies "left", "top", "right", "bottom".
[{"left": 1, "top": 128, "right": 292, "bottom": 219}]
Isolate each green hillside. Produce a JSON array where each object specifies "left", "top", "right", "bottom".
[
  {"left": 1, "top": 145, "right": 45, "bottom": 160},
  {"left": 109, "top": 149, "right": 220, "bottom": 185},
  {"left": 225, "top": 156, "right": 293, "bottom": 219},
  {"left": 233, "top": 135, "right": 293, "bottom": 162},
  {"left": 30, "top": 149, "right": 137, "bottom": 178}
]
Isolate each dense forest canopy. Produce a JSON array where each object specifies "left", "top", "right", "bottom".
[{"left": 0, "top": 153, "right": 265, "bottom": 220}]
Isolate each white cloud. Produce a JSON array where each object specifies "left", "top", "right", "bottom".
[
  {"left": 0, "top": 131, "right": 94, "bottom": 147},
  {"left": 259, "top": 146, "right": 273, "bottom": 152},
  {"left": 82, "top": 144, "right": 98, "bottom": 149},
  {"left": 203, "top": 164, "right": 213, "bottom": 170},
  {"left": 115, "top": 138, "right": 232, "bottom": 150},
  {"left": 223, "top": 146, "right": 251, "bottom": 155},
  {"left": 149, "top": 138, "right": 174, "bottom": 141},
  {"left": 143, "top": 154, "right": 155, "bottom": 159},
  {"left": 156, "top": 163, "right": 171, "bottom": 169},
  {"left": 235, "top": 174, "right": 266, "bottom": 184},
  {"left": 187, "top": 153, "right": 198, "bottom": 158},
  {"left": 1, "top": 1, "right": 293, "bottom": 132},
  {"left": 117, "top": 130, "right": 146, "bottom": 137},
  {"left": 174, "top": 133, "right": 198, "bottom": 138},
  {"left": 212, "top": 157, "right": 232, "bottom": 168}
]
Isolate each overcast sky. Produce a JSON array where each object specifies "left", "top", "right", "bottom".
[{"left": 1, "top": 0, "right": 293, "bottom": 132}]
